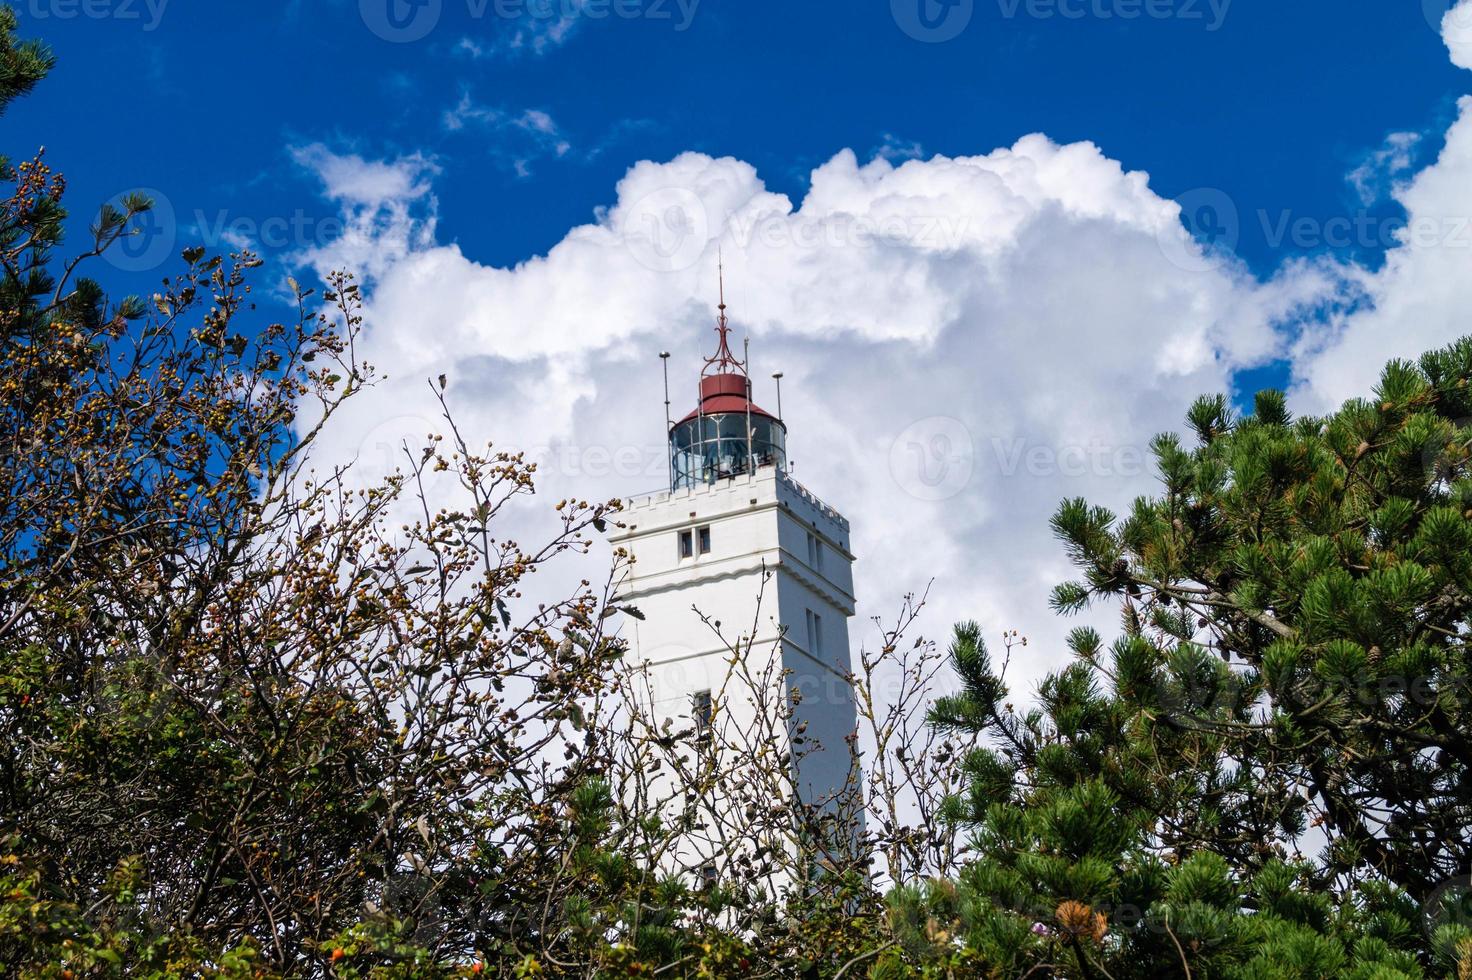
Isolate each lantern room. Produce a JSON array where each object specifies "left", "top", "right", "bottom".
[
  {"left": 664, "top": 274, "right": 787, "bottom": 491},
  {"left": 670, "top": 373, "right": 787, "bottom": 489}
]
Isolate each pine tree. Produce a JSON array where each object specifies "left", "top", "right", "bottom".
[
  {"left": 918, "top": 339, "right": 1472, "bottom": 978},
  {"left": 0, "top": 4, "right": 52, "bottom": 116}
]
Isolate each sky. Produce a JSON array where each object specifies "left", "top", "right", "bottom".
[{"left": 7, "top": 0, "right": 1472, "bottom": 693}]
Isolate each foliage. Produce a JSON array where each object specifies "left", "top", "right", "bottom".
[
  {"left": 7, "top": 7, "right": 1472, "bottom": 978},
  {"left": 0, "top": 2, "right": 51, "bottom": 115},
  {"left": 0, "top": 10, "right": 640, "bottom": 975},
  {"left": 915, "top": 341, "right": 1472, "bottom": 976},
  {"left": 0, "top": 10, "right": 917, "bottom": 977}
]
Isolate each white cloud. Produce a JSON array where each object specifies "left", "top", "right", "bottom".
[
  {"left": 1444, "top": 0, "right": 1472, "bottom": 70},
  {"left": 441, "top": 95, "right": 572, "bottom": 174},
  {"left": 873, "top": 133, "right": 925, "bottom": 163},
  {"left": 292, "top": 145, "right": 441, "bottom": 283},
  {"left": 288, "top": 135, "right": 1335, "bottom": 698},
  {"left": 442, "top": 92, "right": 498, "bottom": 132},
  {"left": 1287, "top": 8, "right": 1472, "bottom": 413},
  {"left": 291, "top": 144, "right": 438, "bottom": 208},
  {"left": 281, "top": 4, "right": 1472, "bottom": 702},
  {"left": 455, "top": 0, "right": 585, "bottom": 61},
  {"left": 1347, "top": 131, "right": 1421, "bottom": 206}
]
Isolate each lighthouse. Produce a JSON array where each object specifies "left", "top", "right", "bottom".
[{"left": 609, "top": 279, "right": 861, "bottom": 885}]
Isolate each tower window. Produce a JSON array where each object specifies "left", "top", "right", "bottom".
[
  {"left": 807, "top": 532, "right": 823, "bottom": 572},
  {"left": 697, "top": 525, "right": 712, "bottom": 555},
  {"left": 678, "top": 530, "right": 694, "bottom": 559},
  {"left": 806, "top": 610, "right": 823, "bottom": 654},
  {"left": 691, "top": 690, "right": 714, "bottom": 735}
]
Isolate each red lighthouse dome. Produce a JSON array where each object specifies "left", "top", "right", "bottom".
[{"left": 677, "top": 372, "right": 780, "bottom": 427}]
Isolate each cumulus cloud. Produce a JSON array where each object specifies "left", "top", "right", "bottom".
[
  {"left": 287, "top": 136, "right": 1336, "bottom": 694},
  {"left": 1287, "top": 7, "right": 1472, "bottom": 412},
  {"left": 1289, "top": 99, "right": 1472, "bottom": 412},
  {"left": 1443, "top": 0, "right": 1472, "bottom": 70},
  {"left": 280, "top": 9, "right": 1472, "bottom": 697}
]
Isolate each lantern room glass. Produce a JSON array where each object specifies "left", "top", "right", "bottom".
[{"left": 670, "top": 413, "right": 787, "bottom": 489}]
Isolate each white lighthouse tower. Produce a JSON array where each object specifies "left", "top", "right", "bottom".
[{"left": 610, "top": 283, "right": 861, "bottom": 886}]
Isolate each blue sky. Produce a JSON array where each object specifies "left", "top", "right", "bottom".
[
  {"left": 9, "top": 0, "right": 1472, "bottom": 678},
  {"left": 7, "top": 1, "right": 1467, "bottom": 280}
]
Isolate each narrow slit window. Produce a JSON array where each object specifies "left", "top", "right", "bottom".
[
  {"left": 697, "top": 525, "right": 712, "bottom": 555},
  {"left": 678, "top": 529, "right": 694, "bottom": 559},
  {"left": 692, "top": 690, "right": 713, "bottom": 735}
]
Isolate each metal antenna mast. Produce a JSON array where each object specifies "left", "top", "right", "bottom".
[
  {"left": 743, "top": 335, "right": 754, "bottom": 477},
  {"left": 660, "top": 351, "right": 672, "bottom": 488},
  {"left": 660, "top": 352, "right": 672, "bottom": 433}
]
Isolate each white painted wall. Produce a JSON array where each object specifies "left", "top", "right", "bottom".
[{"left": 610, "top": 466, "right": 862, "bottom": 882}]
